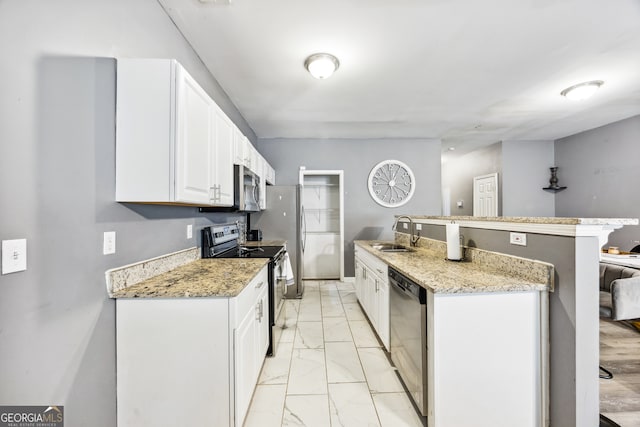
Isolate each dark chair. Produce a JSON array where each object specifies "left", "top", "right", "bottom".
[{"left": 630, "top": 245, "right": 640, "bottom": 253}]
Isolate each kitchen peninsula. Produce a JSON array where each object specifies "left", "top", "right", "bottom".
[
  {"left": 381, "top": 215, "right": 638, "bottom": 427},
  {"left": 355, "top": 236, "right": 553, "bottom": 427}
]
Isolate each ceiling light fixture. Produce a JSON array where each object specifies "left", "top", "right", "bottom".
[
  {"left": 304, "top": 53, "right": 340, "bottom": 79},
  {"left": 560, "top": 80, "right": 604, "bottom": 100}
]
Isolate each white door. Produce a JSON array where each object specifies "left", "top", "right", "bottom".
[{"left": 473, "top": 173, "right": 499, "bottom": 217}]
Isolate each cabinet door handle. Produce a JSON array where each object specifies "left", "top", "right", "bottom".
[
  {"left": 255, "top": 280, "right": 264, "bottom": 289},
  {"left": 377, "top": 268, "right": 384, "bottom": 274},
  {"left": 255, "top": 302, "right": 261, "bottom": 320},
  {"left": 375, "top": 279, "right": 379, "bottom": 292},
  {"left": 260, "top": 300, "right": 264, "bottom": 320}
]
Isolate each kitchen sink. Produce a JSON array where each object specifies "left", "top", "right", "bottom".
[{"left": 370, "top": 243, "right": 414, "bottom": 252}]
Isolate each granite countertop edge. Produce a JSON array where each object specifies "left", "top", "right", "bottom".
[
  {"left": 395, "top": 215, "right": 638, "bottom": 226},
  {"left": 110, "top": 258, "right": 270, "bottom": 299},
  {"left": 355, "top": 240, "right": 552, "bottom": 294}
]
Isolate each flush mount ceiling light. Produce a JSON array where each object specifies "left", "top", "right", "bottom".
[
  {"left": 304, "top": 53, "right": 340, "bottom": 79},
  {"left": 560, "top": 80, "right": 604, "bottom": 100}
]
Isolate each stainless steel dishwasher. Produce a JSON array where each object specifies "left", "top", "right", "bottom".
[{"left": 388, "top": 267, "right": 428, "bottom": 417}]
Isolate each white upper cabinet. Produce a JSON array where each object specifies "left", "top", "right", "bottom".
[
  {"left": 212, "top": 104, "right": 234, "bottom": 205},
  {"left": 232, "top": 125, "right": 246, "bottom": 166},
  {"left": 116, "top": 59, "right": 233, "bottom": 207},
  {"left": 174, "top": 65, "right": 215, "bottom": 204},
  {"left": 265, "top": 163, "right": 276, "bottom": 185}
]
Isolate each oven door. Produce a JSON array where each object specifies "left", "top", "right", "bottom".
[
  {"left": 273, "top": 253, "right": 286, "bottom": 323},
  {"left": 267, "top": 251, "right": 286, "bottom": 356}
]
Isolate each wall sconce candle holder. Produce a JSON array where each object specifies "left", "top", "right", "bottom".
[{"left": 542, "top": 167, "right": 567, "bottom": 192}]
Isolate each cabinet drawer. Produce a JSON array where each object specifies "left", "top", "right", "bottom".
[
  {"left": 355, "top": 246, "right": 388, "bottom": 279},
  {"left": 233, "top": 265, "right": 268, "bottom": 327}
]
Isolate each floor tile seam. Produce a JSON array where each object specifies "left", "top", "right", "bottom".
[
  {"left": 333, "top": 293, "right": 386, "bottom": 427},
  {"left": 278, "top": 296, "right": 302, "bottom": 427}
]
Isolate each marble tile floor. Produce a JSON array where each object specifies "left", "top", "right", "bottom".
[{"left": 244, "top": 280, "right": 425, "bottom": 427}]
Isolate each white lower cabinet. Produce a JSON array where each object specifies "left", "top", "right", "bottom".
[
  {"left": 116, "top": 265, "right": 269, "bottom": 427},
  {"left": 233, "top": 269, "right": 269, "bottom": 426},
  {"left": 354, "top": 245, "right": 389, "bottom": 350}
]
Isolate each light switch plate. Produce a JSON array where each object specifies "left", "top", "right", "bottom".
[
  {"left": 103, "top": 231, "right": 116, "bottom": 255},
  {"left": 187, "top": 225, "right": 193, "bottom": 239},
  {"left": 510, "top": 232, "right": 527, "bottom": 246},
  {"left": 416, "top": 224, "right": 422, "bottom": 231},
  {"left": 2, "top": 239, "right": 27, "bottom": 275},
  {"left": 403, "top": 223, "right": 408, "bottom": 229}
]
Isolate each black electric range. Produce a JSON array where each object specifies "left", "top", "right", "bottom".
[
  {"left": 213, "top": 245, "right": 284, "bottom": 259},
  {"left": 201, "top": 223, "right": 286, "bottom": 357}
]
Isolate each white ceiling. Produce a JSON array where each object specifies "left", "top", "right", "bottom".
[{"left": 158, "top": 0, "right": 640, "bottom": 155}]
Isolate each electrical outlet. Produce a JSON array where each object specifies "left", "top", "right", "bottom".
[
  {"left": 416, "top": 224, "right": 422, "bottom": 231},
  {"left": 510, "top": 232, "right": 527, "bottom": 246},
  {"left": 403, "top": 223, "right": 408, "bottom": 229},
  {"left": 187, "top": 225, "right": 193, "bottom": 239},
  {"left": 103, "top": 231, "right": 116, "bottom": 255},
  {"left": 2, "top": 239, "right": 27, "bottom": 275}
]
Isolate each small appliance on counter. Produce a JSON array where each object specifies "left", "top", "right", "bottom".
[{"left": 247, "top": 229, "right": 262, "bottom": 241}]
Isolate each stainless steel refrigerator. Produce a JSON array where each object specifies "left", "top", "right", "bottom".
[{"left": 251, "top": 185, "right": 304, "bottom": 298}]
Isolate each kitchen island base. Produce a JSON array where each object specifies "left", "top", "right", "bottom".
[{"left": 427, "top": 289, "right": 548, "bottom": 427}]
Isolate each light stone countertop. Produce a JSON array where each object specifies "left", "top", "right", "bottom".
[
  {"left": 401, "top": 215, "right": 638, "bottom": 226},
  {"left": 356, "top": 240, "right": 552, "bottom": 294},
  {"left": 110, "top": 258, "right": 269, "bottom": 298}
]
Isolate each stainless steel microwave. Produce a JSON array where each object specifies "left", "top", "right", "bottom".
[
  {"left": 234, "top": 164, "right": 260, "bottom": 212},
  {"left": 198, "top": 164, "right": 260, "bottom": 213}
]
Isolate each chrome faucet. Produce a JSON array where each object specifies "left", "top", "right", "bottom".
[{"left": 392, "top": 215, "right": 420, "bottom": 247}]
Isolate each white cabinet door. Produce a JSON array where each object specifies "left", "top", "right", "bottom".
[
  {"left": 354, "top": 258, "right": 364, "bottom": 302},
  {"left": 256, "top": 283, "right": 269, "bottom": 363},
  {"left": 365, "top": 266, "right": 379, "bottom": 330},
  {"left": 256, "top": 152, "right": 267, "bottom": 210},
  {"left": 377, "top": 277, "right": 390, "bottom": 350},
  {"left": 232, "top": 124, "right": 245, "bottom": 165},
  {"left": 265, "top": 163, "right": 275, "bottom": 185},
  {"left": 232, "top": 265, "right": 269, "bottom": 427},
  {"left": 354, "top": 245, "right": 390, "bottom": 350},
  {"left": 212, "top": 105, "right": 234, "bottom": 206},
  {"left": 174, "top": 66, "right": 214, "bottom": 204},
  {"left": 234, "top": 303, "right": 257, "bottom": 426}
]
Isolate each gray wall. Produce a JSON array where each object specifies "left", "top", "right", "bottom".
[
  {"left": 555, "top": 115, "right": 640, "bottom": 249},
  {"left": 502, "top": 140, "right": 555, "bottom": 217},
  {"left": 0, "top": 1, "right": 249, "bottom": 425},
  {"left": 255, "top": 138, "right": 443, "bottom": 276},
  {"left": 441, "top": 142, "right": 502, "bottom": 215}
]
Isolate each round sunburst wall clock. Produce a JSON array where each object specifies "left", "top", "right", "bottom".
[{"left": 367, "top": 160, "right": 415, "bottom": 207}]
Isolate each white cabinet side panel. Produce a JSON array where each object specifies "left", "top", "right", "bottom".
[
  {"left": 431, "top": 291, "right": 542, "bottom": 427},
  {"left": 116, "top": 59, "right": 173, "bottom": 201},
  {"left": 117, "top": 298, "right": 230, "bottom": 427}
]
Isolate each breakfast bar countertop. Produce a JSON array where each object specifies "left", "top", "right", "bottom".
[
  {"left": 355, "top": 239, "right": 553, "bottom": 294},
  {"left": 110, "top": 257, "right": 269, "bottom": 299}
]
